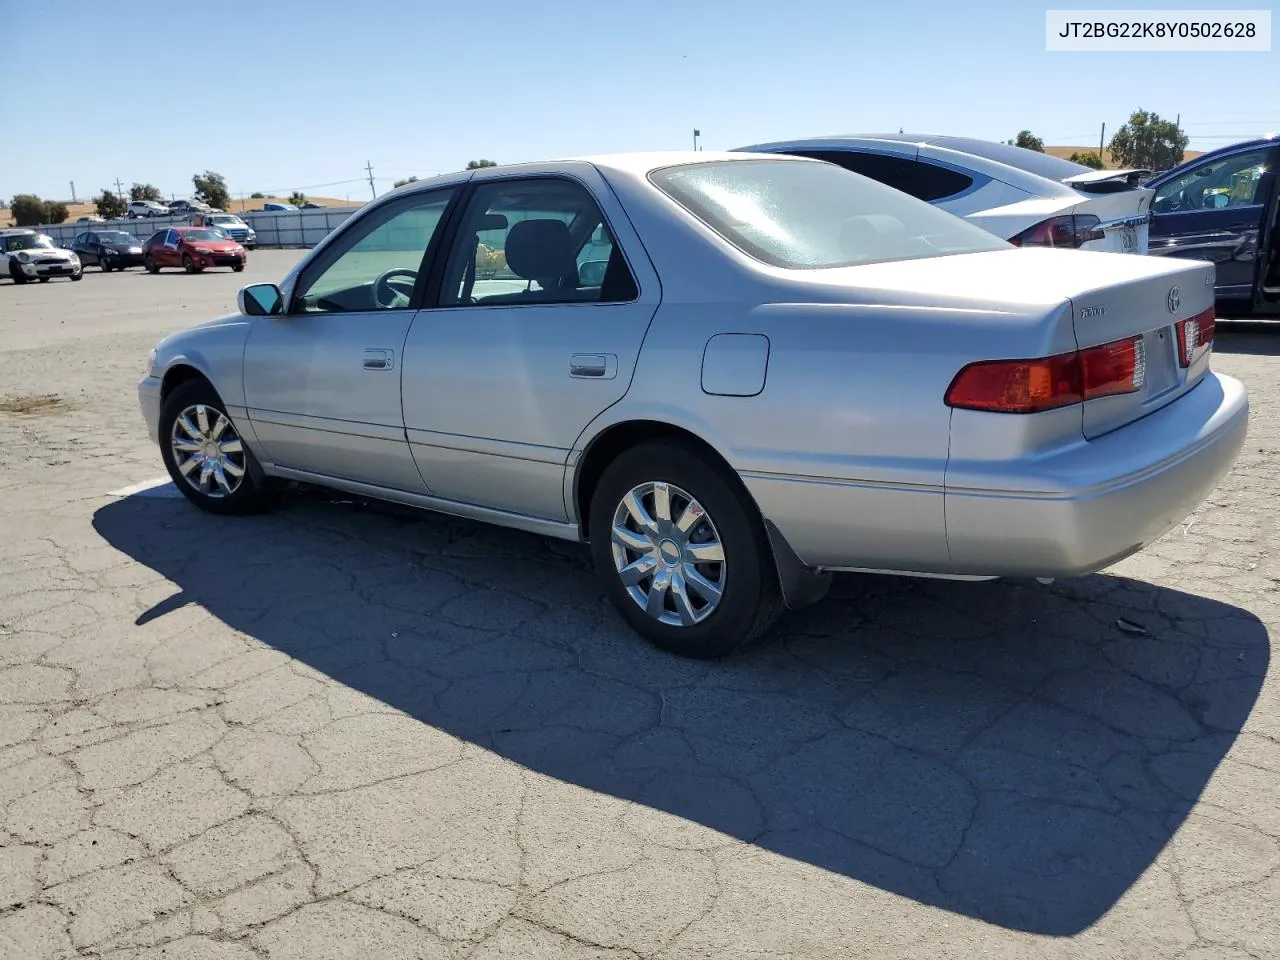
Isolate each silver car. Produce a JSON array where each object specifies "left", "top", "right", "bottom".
[{"left": 138, "top": 152, "right": 1248, "bottom": 659}]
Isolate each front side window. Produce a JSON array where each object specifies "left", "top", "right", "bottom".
[
  {"left": 439, "top": 177, "right": 637, "bottom": 307},
  {"left": 1153, "top": 150, "right": 1272, "bottom": 213},
  {"left": 650, "top": 158, "right": 1009, "bottom": 270},
  {"left": 291, "top": 188, "right": 455, "bottom": 313}
]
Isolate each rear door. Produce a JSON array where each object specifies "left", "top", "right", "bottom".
[
  {"left": 400, "top": 170, "right": 659, "bottom": 521},
  {"left": 1147, "top": 146, "right": 1278, "bottom": 298}
]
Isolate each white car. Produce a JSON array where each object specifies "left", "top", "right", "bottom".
[
  {"left": 735, "top": 134, "right": 1154, "bottom": 254},
  {"left": 1, "top": 228, "right": 82, "bottom": 283},
  {"left": 127, "top": 200, "right": 171, "bottom": 219}
]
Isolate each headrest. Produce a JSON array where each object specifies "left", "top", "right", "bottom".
[{"left": 505, "top": 219, "right": 577, "bottom": 282}]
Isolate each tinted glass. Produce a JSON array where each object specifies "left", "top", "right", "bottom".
[
  {"left": 794, "top": 151, "right": 975, "bottom": 202},
  {"left": 1152, "top": 149, "right": 1272, "bottom": 213},
  {"left": 182, "top": 230, "right": 225, "bottom": 241},
  {"left": 293, "top": 189, "right": 455, "bottom": 312},
  {"left": 439, "top": 178, "right": 637, "bottom": 306},
  {"left": 650, "top": 158, "right": 1009, "bottom": 269},
  {"left": 94, "top": 231, "right": 135, "bottom": 244}
]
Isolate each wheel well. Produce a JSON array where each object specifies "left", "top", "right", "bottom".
[
  {"left": 160, "top": 365, "right": 212, "bottom": 402},
  {"left": 574, "top": 420, "right": 748, "bottom": 539}
]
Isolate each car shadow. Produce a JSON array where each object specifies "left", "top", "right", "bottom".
[
  {"left": 93, "top": 485, "right": 1269, "bottom": 937},
  {"left": 1215, "top": 320, "right": 1280, "bottom": 356}
]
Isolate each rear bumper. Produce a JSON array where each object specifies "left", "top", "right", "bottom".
[
  {"left": 746, "top": 371, "right": 1247, "bottom": 579},
  {"left": 944, "top": 371, "right": 1248, "bottom": 577}
]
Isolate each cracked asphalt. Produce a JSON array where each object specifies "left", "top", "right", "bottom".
[{"left": 1, "top": 251, "right": 1278, "bottom": 959}]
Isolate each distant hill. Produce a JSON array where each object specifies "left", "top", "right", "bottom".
[{"left": 1045, "top": 145, "right": 1204, "bottom": 169}]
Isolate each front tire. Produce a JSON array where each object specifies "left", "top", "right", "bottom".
[
  {"left": 183, "top": 254, "right": 199, "bottom": 274},
  {"left": 101, "top": 260, "right": 112, "bottom": 273},
  {"left": 232, "top": 263, "right": 244, "bottom": 273},
  {"left": 159, "top": 379, "right": 273, "bottom": 516},
  {"left": 144, "top": 255, "right": 159, "bottom": 274},
  {"left": 9, "top": 263, "right": 27, "bottom": 284},
  {"left": 70, "top": 271, "right": 82, "bottom": 282},
  {"left": 588, "top": 440, "right": 782, "bottom": 659}
]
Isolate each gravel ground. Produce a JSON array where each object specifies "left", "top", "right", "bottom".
[{"left": 1, "top": 251, "right": 1278, "bottom": 959}]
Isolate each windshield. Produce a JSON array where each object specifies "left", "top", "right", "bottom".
[
  {"left": 95, "top": 232, "right": 136, "bottom": 244},
  {"left": 929, "top": 137, "right": 1093, "bottom": 180},
  {"left": 184, "top": 229, "right": 227, "bottom": 242},
  {"left": 209, "top": 216, "right": 241, "bottom": 225},
  {"left": 4, "top": 234, "right": 54, "bottom": 252},
  {"left": 649, "top": 158, "right": 1010, "bottom": 269}
]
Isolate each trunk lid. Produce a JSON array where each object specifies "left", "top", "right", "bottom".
[
  {"left": 1069, "top": 184, "right": 1155, "bottom": 254},
  {"left": 1065, "top": 249, "right": 1215, "bottom": 438}
]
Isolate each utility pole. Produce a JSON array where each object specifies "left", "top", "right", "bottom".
[
  {"left": 366, "top": 161, "right": 377, "bottom": 198},
  {"left": 70, "top": 181, "right": 77, "bottom": 203},
  {"left": 1098, "top": 122, "right": 1105, "bottom": 164},
  {"left": 115, "top": 177, "right": 125, "bottom": 200},
  {"left": 692, "top": 129, "right": 700, "bottom": 151}
]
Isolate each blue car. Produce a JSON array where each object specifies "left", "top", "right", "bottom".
[{"left": 1145, "top": 136, "right": 1280, "bottom": 316}]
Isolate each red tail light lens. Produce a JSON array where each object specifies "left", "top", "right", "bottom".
[
  {"left": 1175, "top": 308, "right": 1215, "bottom": 367},
  {"left": 1009, "top": 214, "right": 1105, "bottom": 248},
  {"left": 945, "top": 336, "right": 1145, "bottom": 413}
]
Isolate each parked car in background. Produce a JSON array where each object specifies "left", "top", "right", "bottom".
[
  {"left": 1, "top": 228, "right": 82, "bottom": 283},
  {"left": 735, "top": 134, "right": 1155, "bottom": 254},
  {"left": 137, "top": 151, "right": 1246, "bottom": 659},
  {"left": 128, "top": 200, "right": 171, "bottom": 219},
  {"left": 302, "top": 202, "right": 326, "bottom": 209},
  {"left": 1145, "top": 135, "right": 1280, "bottom": 316},
  {"left": 71, "top": 229, "right": 145, "bottom": 272},
  {"left": 188, "top": 212, "right": 256, "bottom": 248},
  {"left": 166, "top": 199, "right": 213, "bottom": 217},
  {"left": 76, "top": 215, "right": 106, "bottom": 224},
  {"left": 261, "top": 202, "right": 299, "bottom": 212},
  {"left": 142, "top": 226, "right": 246, "bottom": 273}
]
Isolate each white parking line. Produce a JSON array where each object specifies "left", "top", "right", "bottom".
[{"left": 108, "top": 477, "right": 182, "bottom": 498}]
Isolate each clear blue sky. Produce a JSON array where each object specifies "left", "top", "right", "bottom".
[{"left": 6, "top": 0, "right": 1277, "bottom": 202}]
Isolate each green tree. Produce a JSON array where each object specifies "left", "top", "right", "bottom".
[
  {"left": 1108, "top": 109, "right": 1188, "bottom": 171},
  {"left": 465, "top": 159, "right": 497, "bottom": 169},
  {"left": 1008, "top": 130, "right": 1045, "bottom": 152},
  {"left": 95, "top": 190, "right": 127, "bottom": 219},
  {"left": 129, "top": 183, "right": 162, "bottom": 201},
  {"left": 44, "top": 201, "right": 68, "bottom": 224},
  {"left": 288, "top": 191, "right": 307, "bottom": 206},
  {"left": 393, "top": 176, "right": 419, "bottom": 188},
  {"left": 192, "top": 171, "right": 231, "bottom": 211},
  {"left": 10, "top": 194, "right": 48, "bottom": 226},
  {"left": 1069, "top": 150, "right": 1105, "bottom": 169},
  {"left": 250, "top": 191, "right": 265, "bottom": 199}
]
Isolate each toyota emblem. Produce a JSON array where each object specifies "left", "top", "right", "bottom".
[{"left": 1167, "top": 286, "right": 1181, "bottom": 313}]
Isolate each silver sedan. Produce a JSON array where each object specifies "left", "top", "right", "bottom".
[{"left": 138, "top": 151, "right": 1248, "bottom": 658}]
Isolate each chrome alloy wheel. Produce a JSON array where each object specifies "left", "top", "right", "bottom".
[
  {"left": 170, "top": 404, "right": 246, "bottom": 498},
  {"left": 610, "top": 481, "right": 727, "bottom": 626}
]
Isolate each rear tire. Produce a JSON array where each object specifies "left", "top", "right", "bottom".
[
  {"left": 159, "top": 378, "right": 274, "bottom": 516},
  {"left": 38, "top": 277, "right": 49, "bottom": 283},
  {"left": 588, "top": 440, "right": 782, "bottom": 659}
]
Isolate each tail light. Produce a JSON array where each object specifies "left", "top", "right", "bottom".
[
  {"left": 1008, "top": 214, "right": 1105, "bottom": 248},
  {"left": 945, "top": 336, "right": 1146, "bottom": 413},
  {"left": 1175, "top": 308, "right": 1215, "bottom": 367}
]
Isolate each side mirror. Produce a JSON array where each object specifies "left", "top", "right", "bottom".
[
  {"left": 578, "top": 259, "right": 608, "bottom": 287},
  {"left": 239, "top": 283, "right": 284, "bottom": 316}
]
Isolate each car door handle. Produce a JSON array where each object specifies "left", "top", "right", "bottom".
[
  {"left": 362, "top": 348, "right": 394, "bottom": 370},
  {"left": 569, "top": 353, "right": 617, "bottom": 379}
]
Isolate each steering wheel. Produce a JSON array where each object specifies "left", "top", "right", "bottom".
[{"left": 373, "top": 268, "right": 418, "bottom": 309}]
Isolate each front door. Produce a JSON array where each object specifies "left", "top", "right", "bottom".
[
  {"left": 1148, "top": 146, "right": 1278, "bottom": 300},
  {"left": 242, "top": 186, "right": 458, "bottom": 491},
  {"left": 401, "top": 172, "right": 659, "bottom": 521}
]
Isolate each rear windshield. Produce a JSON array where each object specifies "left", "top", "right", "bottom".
[
  {"left": 929, "top": 137, "right": 1093, "bottom": 181},
  {"left": 649, "top": 158, "right": 1009, "bottom": 269},
  {"left": 94, "top": 232, "right": 135, "bottom": 244}
]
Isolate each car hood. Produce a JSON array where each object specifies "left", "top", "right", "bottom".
[
  {"left": 18, "top": 246, "right": 75, "bottom": 259},
  {"left": 189, "top": 239, "right": 243, "bottom": 251}
]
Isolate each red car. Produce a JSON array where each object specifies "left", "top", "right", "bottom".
[{"left": 142, "top": 226, "right": 247, "bottom": 274}]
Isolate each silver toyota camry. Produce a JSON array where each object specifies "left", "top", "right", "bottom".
[{"left": 138, "top": 151, "right": 1249, "bottom": 659}]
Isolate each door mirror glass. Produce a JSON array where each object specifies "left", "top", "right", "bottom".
[
  {"left": 239, "top": 283, "right": 283, "bottom": 316},
  {"left": 578, "top": 259, "right": 608, "bottom": 287}
]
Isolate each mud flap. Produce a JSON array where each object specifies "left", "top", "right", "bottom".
[{"left": 764, "top": 519, "right": 832, "bottom": 610}]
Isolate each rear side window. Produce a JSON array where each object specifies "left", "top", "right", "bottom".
[{"left": 793, "top": 150, "right": 974, "bottom": 202}]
